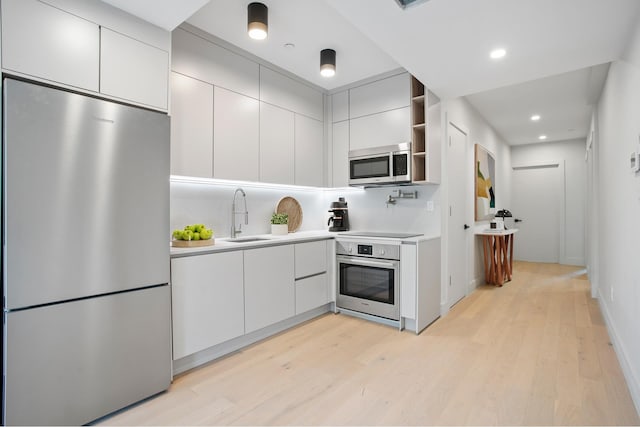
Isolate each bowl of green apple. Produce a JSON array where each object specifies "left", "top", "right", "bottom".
[{"left": 171, "top": 224, "right": 214, "bottom": 247}]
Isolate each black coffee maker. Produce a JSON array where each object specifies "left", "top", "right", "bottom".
[{"left": 328, "top": 197, "right": 350, "bottom": 232}]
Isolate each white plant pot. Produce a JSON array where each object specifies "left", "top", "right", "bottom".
[{"left": 271, "top": 224, "right": 288, "bottom": 235}]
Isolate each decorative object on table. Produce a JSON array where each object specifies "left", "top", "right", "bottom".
[
  {"left": 171, "top": 223, "right": 215, "bottom": 247},
  {"left": 475, "top": 144, "right": 496, "bottom": 221},
  {"left": 270, "top": 213, "right": 289, "bottom": 235},
  {"left": 494, "top": 209, "right": 513, "bottom": 229},
  {"left": 328, "top": 197, "right": 349, "bottom": 232},
  {"left": 275, "top": 196, "right": 303, "bottom": 232},
  {"left": 489, "top": 219, "right": 505, "bottom": 230}
]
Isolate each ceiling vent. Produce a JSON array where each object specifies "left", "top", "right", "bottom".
[{"left": 394, "top": 0, "right": 431, "bottom": 9}]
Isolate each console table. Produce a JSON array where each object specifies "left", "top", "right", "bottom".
[{"left": 476, "top": 229, "right": 518, "bottom": 286}]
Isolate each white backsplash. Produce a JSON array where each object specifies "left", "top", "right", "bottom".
[{"left": 170, "top": 181, "right": 441, "bottom": 239}]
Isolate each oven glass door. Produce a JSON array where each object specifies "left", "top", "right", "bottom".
[
  {"left": 336, "top": 255, "right": 400, "bottom": 320},
  {"left": 339, "top": 262, "right": 395, "bottom": 304}
]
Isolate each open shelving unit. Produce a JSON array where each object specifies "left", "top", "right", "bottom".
[{"left": 410, "top": 75, "right": 441, "bottom": 184}]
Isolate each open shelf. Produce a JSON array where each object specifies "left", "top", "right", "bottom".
[{"left": 410, "top": 75, "right": 440, "bottom": 184}]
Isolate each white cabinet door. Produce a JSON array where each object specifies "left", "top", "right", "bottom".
[
  {"left": 214, "top": 87, "right": 260, "bottom": 181},
  {"left": 332, "top": 91, "right": 349, "bottom": 123},
  {"left": 100, "top": 27, "right": 169, "bottom": 110},
  {"left": 170, "top": 72, "right": 214, "bottom": 178},
  {"left": 332, "top": 121, "right": 350, "bottom": 187},
  {"left": 171, "top": 252, "right": 244, "bottom": 360},
  {"left": 295, "top": 241, "right": 327, "bottom": 278},
  {"left": 1, "top": 0, "right": 99, "bottom": 91},
  {"left": 244, "top": 245, "right": 295, "bottom": 333},
  {"left": 349, "top": 73, "right": 410, "bottom": 119},
  {"left": 260, "top": 103, "right": 295, "bottom": 184},
  {"left": 349, "top": 107, "right": 410, "bottom": 151},
  {"left": 295, "top": 274, "right": 328, "bottom": 315},
  {"left": 172, "top": 28, "right": 259, "bottom": 99},
  {"left": 260, "top": 66, "right": 323, "bottom": 121},
  {"left": 295, "top": 115, "right": 324, "bottom": 187}
]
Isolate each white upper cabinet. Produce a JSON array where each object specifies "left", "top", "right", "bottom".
[
  {"left": 349, "top": 73, "right": 410, "bottom": 119},
  {"left": 213, "top": 87, "right": 260, "bottom": 181},
  {"left": 1, "top": 0, "right": 100, "bottom": 92},
  {"left": 260, "top": 103, "right": 295, "bottom": 185},
  {"left": 332, "top": 121, "right": 350, "bottom": 187},
  {"left": 170, "top": 72, "right": 214, "bottom": 178},
  {"left": 260, "top": 66, "right": 323, "bottom": 121},
  {"left": 172, "top": 28, "right": 259, "bottom": 99},
  {"left": 295, "top": 115, "right": 324, "bottom": 187},
  {"left": 332, "top": 91, "right": 349, "bottom": 123},
  {"left": 349, "top": 107, "right": 410, "bottom": 151},
  {"left": 100, "top": 28, "right": 169, "bottom": 110}
]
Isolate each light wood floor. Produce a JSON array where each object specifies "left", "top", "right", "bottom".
[{"left": 101, "top": 262, "right": 640, "bottom": 426}]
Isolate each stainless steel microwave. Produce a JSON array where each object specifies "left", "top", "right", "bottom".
[{"left": 348, "top": 143, "right": 411, "bottom": 186}]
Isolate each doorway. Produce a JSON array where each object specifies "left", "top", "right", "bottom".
[
  {"left": 511, "top": 161, "right": 565, "bottom": 263},
  {"left": 447, "top": 122, "right": 469, "bottom": 307}
]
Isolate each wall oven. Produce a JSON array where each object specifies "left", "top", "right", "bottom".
[
  {"left": 348, "top": 143, "right": 411, "bottom": 186},
  {"left": 336, "top": 240, "right": 400, "bottom": 321}
]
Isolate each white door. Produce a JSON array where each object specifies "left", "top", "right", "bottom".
[
  {"left": 511, "top": 163, "right": 563, "bottom": 263},
  {"left": 448, "top": 123, "right": 469, "bottom": 307}
]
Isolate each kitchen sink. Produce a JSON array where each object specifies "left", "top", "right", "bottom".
[{"left": 226, "top": 237, "right": 272, "bottom": 243}]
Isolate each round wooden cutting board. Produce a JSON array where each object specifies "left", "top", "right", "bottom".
[{"left": 275, "top": 196, "right": 303, "bottom": 232}]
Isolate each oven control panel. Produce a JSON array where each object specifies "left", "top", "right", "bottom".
[{"left": 336, "top": 240, "right": 400, "bottom": 260}]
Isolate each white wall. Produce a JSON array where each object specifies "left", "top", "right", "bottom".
[
  {"left": 511, "top": 139, "right": 587, "bottom": 266},
  {"left": 592, "top": 15, "right": 640, "bottom": 413},
  {"left": 443, "top": 97, "right": 512, "bottom": 291}
]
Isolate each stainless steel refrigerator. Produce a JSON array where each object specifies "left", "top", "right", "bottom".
[{"left": 2, "top": 78, "right": 172, "bottom": 425}]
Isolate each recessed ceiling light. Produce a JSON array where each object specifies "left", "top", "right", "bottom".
[
  {"left": 539, "top": 135, "right": 547, "bottom": 140},
  {"left": 530, "top": 114, "right": 541, "bottom": 121},
  {"left": 490, "top": 48, "right": 506, "bottom": 59},
  {"left": 284, "top": 43, "right": 295, "bottom": 49}
]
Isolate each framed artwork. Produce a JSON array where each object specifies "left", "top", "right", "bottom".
[{"left": 475, "top": 144, "right": 496, "bottom": 220}]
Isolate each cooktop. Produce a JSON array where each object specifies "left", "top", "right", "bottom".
[{"left": 339, "top": 231, "right": 423, "bottom": 239}]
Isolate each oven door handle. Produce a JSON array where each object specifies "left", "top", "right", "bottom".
[{"left": 337, "top": 256, "right": 399, "bottom": 269}]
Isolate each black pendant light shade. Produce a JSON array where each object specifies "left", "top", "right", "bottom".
[
  {"left": 320, "top": 49, "right": 336, "bottom": 77},
  {"left": 248, "top": 2, "right": 268, "bottom": 40}
]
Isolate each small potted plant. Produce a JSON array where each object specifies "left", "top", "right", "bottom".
[{"left": 271, "top": 213, "right": 289, "bottom": 235}]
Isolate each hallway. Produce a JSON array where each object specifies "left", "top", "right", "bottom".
[{"left": 102, "top": 262, "right": 640, "bottom": 425}]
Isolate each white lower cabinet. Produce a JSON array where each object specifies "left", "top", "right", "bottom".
[
  {"left": 295, "top": 273, "right": 328, "bottom": 315},
  {"left": 244, "top": 245, "right": 295, "bottom": 333},
  {"left": 171, "top": 252, "right": 244, "bottom": 360}
]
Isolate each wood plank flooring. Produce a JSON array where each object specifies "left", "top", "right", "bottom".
[{"left": 100, "top": 261, "right": 640, "bottom": 425}]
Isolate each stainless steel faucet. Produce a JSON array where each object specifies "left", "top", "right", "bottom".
[{"left": 231, "top": 188, "right": 248, "bottom": 238}]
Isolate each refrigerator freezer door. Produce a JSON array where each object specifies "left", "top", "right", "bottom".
[
  {"left": 3, "top": 285, "right": 171, "bottom": 426},
  {"left": 3, "top": 79, "right": 170, "bottom": 309}
]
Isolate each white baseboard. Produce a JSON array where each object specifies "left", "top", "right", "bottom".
[
  {"left": 440, "top": 301, "right": 449, "bottom": 316},
  {"left": 597, "top": 289, "right": 640, "bottom": 416}
]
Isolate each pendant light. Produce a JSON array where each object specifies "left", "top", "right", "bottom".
[
  {"left": 247, "top": 2, "right": 268, "bottom": 40},
  {"left": 320, "top": 49, "right": 336, "bottom": 77}
]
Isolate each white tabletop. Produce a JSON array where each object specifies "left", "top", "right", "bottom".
[{"left": 475, "top": 228, "right": 519, "bottom": 236}]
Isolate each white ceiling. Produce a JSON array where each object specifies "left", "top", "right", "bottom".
[
  {"left": 100, "top": 0, "right": 210, "bottom": 31},
  {"left": 186, "top": 0, "right": 401, "bottom": 90},
  {"left": 101, "top": 0, "right": 640, "bottom": 146},
  {"left": 465, "top": 63, "right": 610, "bottom": 145}
]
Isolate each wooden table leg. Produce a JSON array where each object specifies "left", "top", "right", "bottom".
[
  {"left": 482, "top": 236, "right": 491, "bottom": 284},
  {"left": 496, "top": 236, "right": 503, "bottom": 286}
]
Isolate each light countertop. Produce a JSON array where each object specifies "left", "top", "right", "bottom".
[{"left": 170, "top": 230, "right": 441, "bottom": 258}]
